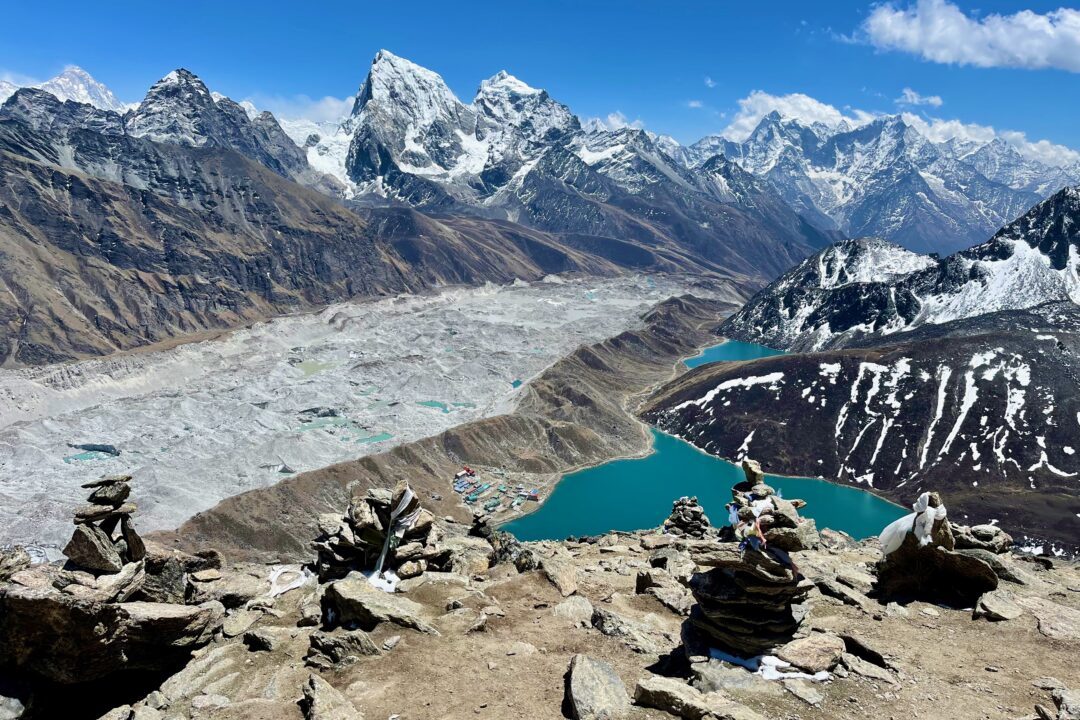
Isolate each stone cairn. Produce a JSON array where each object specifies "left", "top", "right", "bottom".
[
  {"left": 683, "top": 458, "right": 817, "bottom": 657},
  {"left": 728, "top": 459, "right": 819, "bottom": 552},
  {"left": 63, "top": 473, "right": 145, "bottom": 574},
  {"left": 313, "top": 481, "right": 439, "bottom": 582},
  {"left": 663, "top": 496, "right": 711, "bottom": 538}
]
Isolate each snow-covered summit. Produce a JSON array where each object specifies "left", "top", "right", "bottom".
[
  {"left": 37, "top": 66, "right": 127, "bottom": 112},
  {"left": 722, "top": 186, "right": 1080, "bottom": 351}
]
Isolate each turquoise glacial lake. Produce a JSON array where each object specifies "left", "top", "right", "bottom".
[{"left": 502, "top": 341, "right": 906, "bottom": 542}]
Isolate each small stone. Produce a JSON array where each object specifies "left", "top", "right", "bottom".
[
  {"left": 301, "top": 673, "right": 361, "bottom": 720},
  {"left": 919, "top": 607, "right": 940, "bottom": 618},
  {"left": 243, "top": 628, "right": 279, "bottom": 652},
  {"left": 776, "top": 633, "right": 846, "bottom": 673},
  {"left": 383, "top": 635, "right": 401, "bottom": 651},
  {"left": 783, "top": 678, "right": 823, "bottom": 706},
  {"left": 974, "top": 590, "right": 1024, "bottom": 622},
  {"left": 191, "top": 568, "right": 222, "bottom": 582},
  {"left": 88, "top": 482, "right": 131, "bottom": 506},
  {"left": 74, "top": 502, "right": 136, "bottom": 523}
]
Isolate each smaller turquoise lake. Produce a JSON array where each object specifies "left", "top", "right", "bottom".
[
  {"left": 684, "top": 339, "right": 786, "bottom": 368},
  {"left": 502, "top": 340, "right": 906, "bottom": 542}
]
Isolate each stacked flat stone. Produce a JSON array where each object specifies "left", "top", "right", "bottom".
[
  {"left": 663, "top": 496, "right": 711, "bottom": 537},
  {"left": 313, "top": 481, "right": 438, "bottom": 582},
  {"left": 62, "top": 474, "right": 145, "bottom": 573},
  {"left": 685, "top": 541, "right": 814, "bottom": 656},
  {"left": 730, "top": 459, "right": 818, "bottom": 552}
]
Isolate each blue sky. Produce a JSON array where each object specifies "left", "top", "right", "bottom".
[{"left": 3, "top": 0, "right": 1079, "bottom": 161}]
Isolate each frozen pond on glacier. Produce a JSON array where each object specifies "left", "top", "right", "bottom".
[{"left": 0, "top": 276, "right": 694, "bottom": 556}]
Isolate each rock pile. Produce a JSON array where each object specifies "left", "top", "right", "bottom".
[
  {"left": 663, "top": 496, "right": 711, "bottom": 537},
  {"left": 63, "top": 474, "right": 145, "bottom": 573},
  {"left": 678, "top": 458, "right": 820, "bottom": 657},
  {"left": 313, "top": 481, "right": 443, "bottom": 581},
  {"left": 685, "top": 541, "right": 813, "bottom": 656},
  {"left": 729, "top": 459, "right": 818, "bottom": 552},
  {"left": 875, "top": 492, "right": 1001, "bottom": 605}
]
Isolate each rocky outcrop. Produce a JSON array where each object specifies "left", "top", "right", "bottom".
[
  {"left": 876, "top": 493, "right": 1000, "bottom": 605},
  {"left": 0, "top": 586, "right": 224, "bottom": 683}
]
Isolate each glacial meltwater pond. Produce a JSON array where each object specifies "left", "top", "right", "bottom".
[{"left": 503, "top": 340, "right": 906, "bottom": 542}]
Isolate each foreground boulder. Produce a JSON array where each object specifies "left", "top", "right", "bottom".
[
  {"left": 876, "top": 492, "right": 998, "bottom": 605},
  {"left": 0, "top": 585, "right": 223, "bottom": 683},
  {"left": 323, "top": 573, "right": 439, "bottom": 634},
  {"left": 634, "top": 675, "right": 764, "bottom": 720},
  {"left": 566, "top": 654, "right": 631, "bottom": 720}
]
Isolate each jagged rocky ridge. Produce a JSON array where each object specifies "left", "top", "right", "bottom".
[
  {"left": 298, "top": 50, "right": 838, "bottom": 279},
  {"left": 721, "top": 186, "right": 1080, "bottom": 352},
  {"left": 682, "top": 111, "right": 1080, "bottom": 254}
]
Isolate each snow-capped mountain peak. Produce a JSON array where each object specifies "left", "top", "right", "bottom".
[
  {"left": 477, "top": 70, "right": 541, "bottom": 97},
  {"left": 35, "top": 65, "right": 127, "bottom": 112}
]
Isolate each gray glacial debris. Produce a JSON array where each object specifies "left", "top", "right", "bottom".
[{"left": 0, "top": 276, "right": 699, "bottom": 556}]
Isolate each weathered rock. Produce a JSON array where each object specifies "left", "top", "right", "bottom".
[
  {"left": 553, "top": 596, "right": 594, "bottom": 626},
  {"left": 243, "top": 627, "right": 281, "bottom": 652},
  {"left": 783, "top": 678, "right": 823, "bottom": 706},
  {"left": 566, "top": 654, "right": 631, "bottom": 720},
  {"left": 952, "top": 523, "right": 1013, "bottom": 554},
  {"left": 187, "top": 569, "right": 264, "bottom": 609},
  {"left": 95, "top": 561, "right": 146, "bottom": 602},
  {"left": 88, "top": 481, "right": 131, "bottom": 506},
  {"left": 0, "top": 546, "right": 31, "bottom": 581},
  {"left": 975, "top": 589, "right": 1024, "bottom": 621},
  {"left": 542, "top": 556, "right": 578, "bottom": 597},
  {"left": 691, "top": 661, "right": 783, "bottom": 697},
  {"left": 324, "top": 574, "right": 438, "bottom": 634},
  {"left": 591, "top": 607, "right": 674, "bottom": 655},
  {"left": 634, "top": 675, "right": 764, "bottom": 720},
  {"left": 839, "top": 653, "right": 896, "bottom": 684},
  {"left": 1014, "top": 597, "right": 1080, "bottom": 642},
  {"left": 120, "top": 515, "right": 146, "bottom": 562},
  {"left": 741, "top": 459, "right": 764, "bottom": 486},
  {"left": 300, "top": 673, "right": 363, "bottom": 720},
  {"left": 1052, "top": 687, "right": 1080, "bottom": 720},
  {"left": 876, "top": 511, "right": 997, "bottom": 605},
  {"left": 776, "top": 633, "right": 845, "bottom": 673},
  {"left": 136, "top": 555, "right": 187, "bottom": 604},
  {"left": 0, "top": 585, "right": 223, "bottom": 683},
  {"left": 62, "top": 523, "right": 123, "bottom": 573},
  {"left": 73, "top": 502, "right": 137, "bottom": 524}
]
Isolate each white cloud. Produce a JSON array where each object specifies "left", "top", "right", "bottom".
[
  {"left": 721, "top": 90, "right": 877, "bottom": 141},
  {"left": 896, "top": 87, "right": 943, "bottom": 107},
  {"left": 244, "top": 93, "right": 354, "bottom": 123},
  {"left": 0, "top": 69, "right": 41, "bottom": 86},
  {"left": 687, "top": 100, "right": 704, "bottom": 109},
  {"left": 584, "top": 111, "right": 645, "bottom": 131},
  {"left": 864, "top": 0, "right": 1080, "bottom": 72},
  {"left": 704, "top": 76, "right": 717, "bottom": 88}
]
